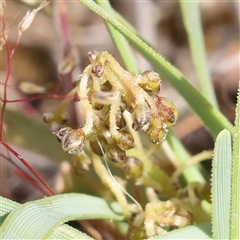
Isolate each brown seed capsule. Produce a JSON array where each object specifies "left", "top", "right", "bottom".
[
  {"left": 115, "top": 130, "right": 135, "bottom": 151},
  {"left": 124, "top": 157, "right": 143, "bottom": 179},
  {"left": 106, "top": 145, "right": 126, "bottom": 162},
  {"left": 61, "top": 128, "right": 86, "bottom": 154},
  {"left": 155, "top": 97, "right": 178, "bottom": 127},
  {"left": 132, "top": 103, "right": 152, "bottom": 131}
]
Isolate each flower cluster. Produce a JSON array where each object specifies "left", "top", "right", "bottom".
[{"left": 44, "top": 51, "right": 178, "bottom": 162}]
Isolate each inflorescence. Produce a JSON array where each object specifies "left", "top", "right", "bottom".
[{"left": 44, "top": 51, "right": 178, "bottom": 163}]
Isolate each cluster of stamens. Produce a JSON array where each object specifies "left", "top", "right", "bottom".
[{"left": 44, "top": 51, "right": 178, "bottom": 162}]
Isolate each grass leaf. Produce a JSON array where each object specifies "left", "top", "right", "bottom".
[
  {"left": 149, "top": 223, "right": 211, "bottom": 239},
  {"left": 179, "top": 0, "right": 218, "bottom": 109},
  {"left": 231, "top": 84, "right": 240, "bottom": 239},
  {"left": 0, "top": 193, "right": 123, "bottom": 239},
  {"left": 211, "top": 129, "right": 232, "bottom": 239}
]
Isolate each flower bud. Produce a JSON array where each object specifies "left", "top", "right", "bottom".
[
  {"left": 18, "top": 1, "right": 49, "bottom": 35},
  {"left": 132, "top": 103, "right": 152, "bottom": 131},
  {"left": 147, "top": 119, "right": 167, "bottom": 144},
  {"left": 61, "top": 128, "right": 87, "bottom": 154},
  {"left": 124, "top": 157, "right": 143, "bottom": 179},
  {"left": 139, "top": 71, "right": 161, "bottom": 91},
  {"left": 115, "top": 130, "right": 135, "bottom": 151}
]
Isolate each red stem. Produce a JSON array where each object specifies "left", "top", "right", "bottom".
[{"left": 0, "top": 141, "right": 55, "bottom": 196}]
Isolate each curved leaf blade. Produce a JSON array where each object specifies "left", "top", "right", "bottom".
[
  {"left": 211, "top": 129, "right": 232, "bottom": 239},
  {"left": 149, "top": 223, "right": 212, "bottom": 239},
  {"left": 0, "top": 193, "right": 123, "bottom": 239}
]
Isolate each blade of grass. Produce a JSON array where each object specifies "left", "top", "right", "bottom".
[
  {"left": 78, "top": 0, "right": 234, "bottom": 139},
  {"left": 179, "top": 0, "right": 219, "bottom": 109},
  {"left": 211, "top": 129, "right": 232, "bottom": 239},
  {"left": 231, "top": 86, "right": 240, "bottom": 239},
  {"left": 0, "top": 196, "right": 94, "bottom": 239},
  {"left": 0, "top": 193, "right": 123, "bottom": 239},
  {"left": 94, "top": 0, "right": 139, "bottom": 73},
  {"left": 149, "top": 222, "right": 211, "bottom": 239}
]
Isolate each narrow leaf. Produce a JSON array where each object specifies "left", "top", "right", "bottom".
[
  {"left": 149, "top": 223, "right": 211, "bottom": 239},
  {"left": 0, "top": 193, "right": 123, "bottom": 239},
  {"left": 211, "top": 129, "right": 232, "bottom": 239},
  {"left": 179, "top": 1, "right": 218, "bottom": 109},
  {"left": 0, "top": 196, "right": 94, "bottom": 239},
  {"left": 231, "top": 84, "right": 240, "bottom": 239}
]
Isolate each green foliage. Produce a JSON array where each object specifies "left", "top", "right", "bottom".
[{"left": 0, "top": 194, "right": 122, "bottom": 239}]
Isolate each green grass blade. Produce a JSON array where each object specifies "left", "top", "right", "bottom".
[
  {"left": 231, "top": 86, "right": 240, "bottom": 239},
  {"left": 211, "top": 129, "right": 232, "bottom": 239},
  {"left": 78, "top": 0, "right": 234, "bottom": 139},
  {"left": 0, "top": 196, "right": 94, "bottom": 239},
  {"left": 0, "top": 197, "right": 20, "bottom": 225},
  {"left": 94, "top": 0, "right": 139, "bottom": 73},
  {"left": 50, "top": 225, "right": 94, "bottom": 240},
  {"left": 179, "top": 1, "right": 218, "bottom": 109},
  {"left": 0, "top": 193, "right": 123, "bottom": 239},
  {"left": 149, "top": 223, "right": 212, "bottom": 239}
]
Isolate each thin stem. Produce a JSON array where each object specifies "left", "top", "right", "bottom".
[{"left": 0, "top": 141, "right": 55, "bottom": 196}]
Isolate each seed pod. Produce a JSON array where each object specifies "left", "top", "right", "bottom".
[
  {"left": 61, "top": 128, "right": 87, "bottom": 154},
  {"left": 132, "top": 103, "right": 152, "bottom": 131},
  {"left": 156, "top": 97, "right": 178, "bottom": 127},
  {"left": 106, "top": 145, "right": 126, "bottom": 162},
  {"left": 139, "top": 71, "right": 161, "bottom": 91},
  {"left": 147, "top": 119, "right": 167, "bottom": 144},
  {"left": 124, "top": 157, "right": 143, "bottom": 179},
  {"left": 115, "top": 130, "right": 135, "bottom": 151}
]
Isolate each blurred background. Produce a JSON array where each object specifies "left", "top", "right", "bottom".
[{"left": 1, "top": 0, "right": 239, "bottom": 203}]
